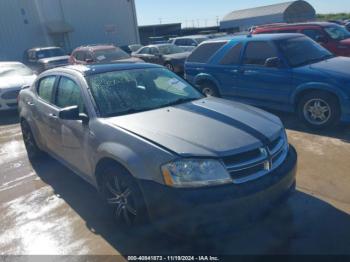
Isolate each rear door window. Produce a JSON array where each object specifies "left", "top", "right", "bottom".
[
  {"left": 243, "top": 41, "right": 278, "bottom": 66},
  {"left": 220, "top": 43, "right": 243, "bottom": 65},
  {"left": 187, "top": 42, "right": 227, "bottom": 63},
  {"left": 37, "top": 76, "right": 56, "bottom": 103}
]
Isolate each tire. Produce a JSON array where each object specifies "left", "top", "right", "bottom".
[
  {"left": 164, "top": 62, "right": 174, "bottom": 72},
  {"left": 197, "top": 81, "right": 220, "bottom": 97},
  {"left": 297, "top": 91, "right": 340, "bottom": 129},
  {"left": 21, "top": 120, "right": 44, "bottom": 160},
  {"left": 101, "top": 166, "right": 149, "bottom": 227}
]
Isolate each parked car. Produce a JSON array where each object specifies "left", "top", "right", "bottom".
[
  {"left": 0, "top": 62, "right": 36, "bottom": 111},
  {"left": 253, "top": 22, "right": 350, "bottom": 57},
  {"left": 23, "top": 47, "right": 70, "bottom": 73},
  {"left": 132, "top": 44, "right": 190, "bottom": 73},
  {"left": 346, "top": 22, "right": 350, "bottom": 32},
  {"left": 185, "top": 33, "right": 350, "bottom": 129},
  {"left": 169, "top": 35, "right": 210, "bottom": 51},
  {"left": 18, "top": 63, "right": 297, "bottom": 235},
  {"left": 70, "top": 44, "right": 143, "bottom": 65},
  {"left": 120, "top": 44, "right": 143, "bottom": 54}
]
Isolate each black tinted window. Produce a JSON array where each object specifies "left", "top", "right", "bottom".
[
  {"left": 243, "top": 41, "right": 278, "bottom": 66},
  {"left": 55, "top": 77, "right": 84, "bottom": 112},
  {"left": 220, "top": 43, "right": 242, "bottom": 65},
  {"left": 175, "top": 39, "right": 187, "bottom": 46},
  {"left": 37, "top": 76, "right": 56, "bottom": 103},
  {"left": 139, "top": 47, "right": 150, "bottom": 54},
  {"left": 302, "top": 29, "right": 324, "bottom": 41},
  {"left": 187, "top": 42, "right": 227, "bottom": 63},
  {"left": 74, "top": 51, "right": 86, "bottom": 61}
]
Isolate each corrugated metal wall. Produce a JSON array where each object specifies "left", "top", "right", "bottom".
[{"left": 0, "top": 0, "right": 139, "bottom": 61}]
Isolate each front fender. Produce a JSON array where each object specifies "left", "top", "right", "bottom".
[
  {"left": 291, "top": 82, "right": 349, "bottom": 105},
  {"left": 193, "top": 73, "right": 220, "bottom": 88}
]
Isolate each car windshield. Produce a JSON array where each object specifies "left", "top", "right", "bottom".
[
  {"left": 36, "top": 48, "right": 65, "bottom": 59},
  {"left": 158, "top": 45, "right": 185, "bottom": 54},
  {"left": 0, "top": 64, "right": 34, "bottom": 77},
  {"left": 94, "top": 48, "right": 130, "bottom": 62},
  {"left": 324, "top": 25, "right": 350, "bottom": 40},
  {"left": 277, "top": 36, "right": 333, "bottom": 67},
  {"left": 86, "top": 68, "right": 202, "bottom": 117}
]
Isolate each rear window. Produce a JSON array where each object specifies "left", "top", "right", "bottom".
[{"left": 187, "top": 41, "right": 227, "bottom": 63}]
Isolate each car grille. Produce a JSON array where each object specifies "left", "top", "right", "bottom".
[
  {"left": 223, "top": 134, "right": 288, "bottom": 184},
  {"left": 1, "top": 89, "right": 20, "bottom": 100}
]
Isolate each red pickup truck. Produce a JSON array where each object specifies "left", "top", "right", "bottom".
[{"left": 253, "top": 22, "right": 350, "bottom": 57}]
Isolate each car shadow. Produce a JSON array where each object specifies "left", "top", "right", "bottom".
[
  {"left": 0, "top": 110, "right": 19, "bottom": 126},
  {"left": 266, "top": 110, "right": 350, "bottom": 144},
  {"left": 30, "top": 155, "right": 350, "bottom": 256}
]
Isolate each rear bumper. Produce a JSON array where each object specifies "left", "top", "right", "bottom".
[{"left": 139, "top": 145, "right": 297, "bottom": 235}]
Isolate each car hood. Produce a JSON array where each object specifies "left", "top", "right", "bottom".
[
  {"left": 308, "top": 56, "right": 350, "bottom": 78},
  {"left": 0, "top": 75, "right": 37, "bottom": 89},
  {"left": 104, "top": 98, "right": 283, "bottom": 157},
  {"left": 163, "top": 52, "right": 191, "bottom": 60},
  {"left": 38, "top": 55, "right": 70, "bottom": 64}
]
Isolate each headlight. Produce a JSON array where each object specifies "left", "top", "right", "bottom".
[{"left": 161, "top": 159, "right": 232, "bottom": 188}]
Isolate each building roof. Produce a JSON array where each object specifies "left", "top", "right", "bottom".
[{"left": 221, "top": 0, "right": 315, "bottom": 27}]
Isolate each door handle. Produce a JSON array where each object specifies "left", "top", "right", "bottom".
[{"left": 243, "top": 70, "right": 258, "bottom": 75}]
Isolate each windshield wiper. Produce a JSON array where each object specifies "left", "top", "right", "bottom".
[
  {"left": 163, "top": 97, "right": 198, "bottom": 107},
  {"left": 104, "top": 108, "right": 147, "bottom": 117}
]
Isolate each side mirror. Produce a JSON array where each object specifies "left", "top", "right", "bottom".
[
  {"left": 59, "top": 105, "right": 89, "bottom": 124},
  {"left": 264, "top": 57, "right": 281, "bottom": 68}
]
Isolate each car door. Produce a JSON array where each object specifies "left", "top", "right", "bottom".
[
  {"left": 134, "top": 47, "right": 152, "bottom": 62},
  {"left": 149, "top": 47, "right": 163, "bottom": 64},
  {"left": 32, "top": 75, "right": 62, "bottom": 153},
  {"left": 53, "top": 75, "right": 94, "bottom": 177},
  {"left": 236, "top": 41, "right": 293, "bottom": 105},
  {"left": 212, "top": 42, "right": 243, "bottom": 97}
]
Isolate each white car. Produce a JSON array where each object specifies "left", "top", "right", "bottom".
[
  {"left": 0, "top": 62, "right": 36, "bottom": 111},
  {"left": 169, "top": 35, "right": 210, "bottom": 51}
]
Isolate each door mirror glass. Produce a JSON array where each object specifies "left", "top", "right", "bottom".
[
  {"left": 59, "top": 105, "right": 80, "bottom": 120},
  {"left": 264, "top": 57, "right": 281, "bottom": 68}
]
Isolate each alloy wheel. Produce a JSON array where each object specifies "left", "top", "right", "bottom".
[
  {"left": 303, "top": 98, "right": 331, "bottom": 125},
  {"left": 105, "top": 176, "right": 137, "bottom": 225}
]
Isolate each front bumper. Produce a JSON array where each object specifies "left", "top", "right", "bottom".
[{"left": 139, "top": 145, "right": 297, "bottom": 235}]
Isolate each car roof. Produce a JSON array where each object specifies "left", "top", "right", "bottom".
[
  {"left": 58, "top": 63, "right": 163, "bottom": 76},
  {"left": 255, "top": 21, "right": 336, "bottom": 30},
  {"left": 74, "top": 44, "right": 118, "bottom": 52},
  {"left": 27, "top": 46, "right": 62, "bottom": 51},
  {"left": 174, "top": 35, "right": 209, "bottom": 39},
  {"left": 0, "top": 61, "right": 25, "bottom": 66},
  {"left": 212, "top": 33, "right": 305, "bottom": 42}
]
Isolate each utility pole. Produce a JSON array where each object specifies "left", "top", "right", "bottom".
[{"left": 159, "top": 18, "right": 162, "bottom": 24}]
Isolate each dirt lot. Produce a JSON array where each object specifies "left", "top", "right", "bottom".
[{"left": 0, "top": 110, "right": 349, "bottom": 256}]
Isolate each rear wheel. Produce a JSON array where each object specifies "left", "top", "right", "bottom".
[
  {"left": 21, "top": 120, "right": 44, "bottom": 160},
  {"left": 102, "top": 166, "right": 148, "bottom": 226},
  {"left": 197, "top": 81, "right": 220, "bottom": 97},
  {"left": 297, "top": 91, "right": 340, "bottom": 129}
]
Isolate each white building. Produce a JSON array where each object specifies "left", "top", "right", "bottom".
[{"left": 0, "top": 0, "right": 140, "bottom": 61}]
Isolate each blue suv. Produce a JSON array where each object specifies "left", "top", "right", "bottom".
[{"left": 185, "top": 34, "right": 350, "bottom": 129}]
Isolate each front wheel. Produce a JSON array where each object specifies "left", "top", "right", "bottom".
[
  {"left": 197, "top": 81, "right": 220, "bottom": 97},
  {"left": 297, "top": 91, "right": 340, "bottom": 129},
  {"left": 102, "top": 167, "right": 148, "bottom": 227}
]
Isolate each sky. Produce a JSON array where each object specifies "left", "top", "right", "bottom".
[{"left": 135, "top": 0, "right": 350, "bottom": 26}]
